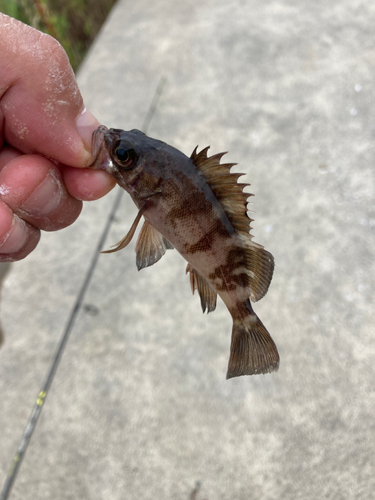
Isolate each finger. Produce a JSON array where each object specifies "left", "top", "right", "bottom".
[
  {"left": 0, "top": 154, "right": 82, "bottom": 231},
  {"left": 0, "top": 146, "right": 20, "bottom": 172},
  {"left": 0, "top": 14, "right": 99, "bottom": 167},
  {"left": 0, "top": 146, "right": 116, "bottom": 202},
  {"left": 61, "top": 166, "right": 116, "bottom": 201},
  {"left": 0, "top": 201, "right": 40, "bottom": 262}
]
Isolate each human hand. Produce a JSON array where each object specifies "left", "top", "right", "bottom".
[{"left": 0, "top": 14, "right": 116, "bottom": 262}]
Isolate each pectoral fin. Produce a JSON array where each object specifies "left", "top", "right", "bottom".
[
  {"left": 186, "top": 264, "right": 217, "bottom": 313},
  {"left": 135, "top": 220, "right": 174, "bottom": 271},
  {"left": 101, "top": 204, "right": 146, "bottom": 254}
]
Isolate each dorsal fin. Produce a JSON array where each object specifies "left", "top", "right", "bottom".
[
  {"left": 190, "top": 147, "right": 274, "bottom": 301},
  {"left": 245, "top": 243, "right": 274, "bottom": 302},
  {"left": 190, "top": 146, "right": 253, "bottom": 237}
]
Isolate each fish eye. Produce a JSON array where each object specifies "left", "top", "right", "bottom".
[{"left": 112, "top": 140, "right": 138, "bottom": 169}]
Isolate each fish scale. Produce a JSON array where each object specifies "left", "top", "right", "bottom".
[{"left": 89, "top": 126, "right": 279, "bottom": 378}]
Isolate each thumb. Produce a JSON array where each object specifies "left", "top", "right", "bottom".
[{"left": 0, "top": 14, "right": 98, "bottom": 167}]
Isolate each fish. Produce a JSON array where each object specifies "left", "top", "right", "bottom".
[{"left": 89, "top": 125, "right": 279, "bottom": 378}]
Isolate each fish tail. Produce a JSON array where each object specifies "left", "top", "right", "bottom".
[{"left": 226, "top": 310, "right": 279, "bottom": 379}]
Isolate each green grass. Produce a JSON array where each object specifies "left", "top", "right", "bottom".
[{"left": 0, "top": 0, "right": 117, "bottom": 71}]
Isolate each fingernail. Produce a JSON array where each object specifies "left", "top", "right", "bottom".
[
  {"left": 21, "top": 171, "right": 63, "bottom": 217},
  {"left": 76, "top": 108, "right": 100, "bottom": 151},
  {"left": 0, "top": 214, "right": 28, "bottom": 254}
]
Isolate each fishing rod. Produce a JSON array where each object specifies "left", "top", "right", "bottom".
[{"left": 0, "top": 76, "right": 166, "bottom": 500}]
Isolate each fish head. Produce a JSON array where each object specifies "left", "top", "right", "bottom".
[{"left": 89, "top": 125, "right": 182, "bottom": 202}]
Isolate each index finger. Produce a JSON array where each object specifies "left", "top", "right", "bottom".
[{"left": 0, "top": 13, "right": 98, "bottom": 168}]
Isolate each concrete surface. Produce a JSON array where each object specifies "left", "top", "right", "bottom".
[
  {"left": 1, "top": 1, "right": 374, "bottom": 499},
  {"left": 0, "top": 263, "right": 10, "bottom": 345}
]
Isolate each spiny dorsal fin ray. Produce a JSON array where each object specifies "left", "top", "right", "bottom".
[
  {"left": 190, "top": 146, "right": 274, "bottom": 301},
  {"left": 207, "top": 173, "right": 245, "bottom": 185},
  {"left": 198, "top": 163, "right": 236, "bottom": 175},
  {"left": 191, "top": 146, "right": 220, "bottom": 168},
  {"left": 211, "top": 183, "right": 250, "bottom": 193},
  {"left": 135, "top": 220, "right": 174, "bottom": 271},
  {"left": 186, "top": 263, "right": 217, "bottom": 313}
]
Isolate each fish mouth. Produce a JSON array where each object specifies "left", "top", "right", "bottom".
[{"left": 87, "top": 125, "right": 113, "bottom": 171}]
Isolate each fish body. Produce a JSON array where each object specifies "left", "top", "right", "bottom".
[{"left": 90, "top": 126, "right": 279, "bottom": 378}]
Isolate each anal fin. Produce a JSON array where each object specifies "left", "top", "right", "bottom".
[
  {"left": 186, "top": 264, "right": 217, "bottom": 313},
  {"left": 135, "top": 220, "right": 173, "bottom": 271}
]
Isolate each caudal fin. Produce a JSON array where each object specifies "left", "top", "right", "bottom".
[{"left": 226, "top": 314, "right": 279, "bottom": 379}]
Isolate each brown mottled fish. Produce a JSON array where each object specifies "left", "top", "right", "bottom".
[{"left": 89, "top": 126, "right": 279, "bottom": 378}]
